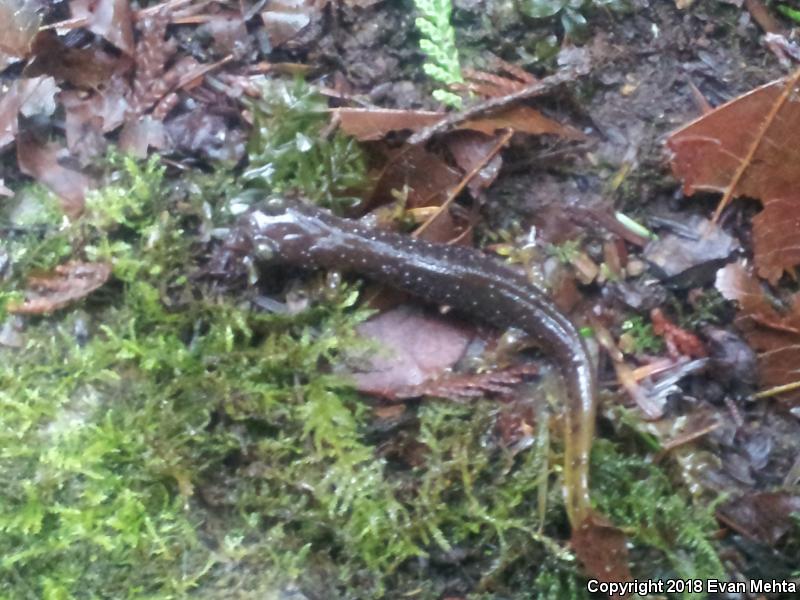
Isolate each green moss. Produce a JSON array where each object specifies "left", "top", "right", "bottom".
[
  {"left": 1, "top": 139, "right": 729, "bottom": 597},
  {"left": 592, "top": 439, "right": 725, "bottom": 596},
  {"left": 243, "top": 79, "right": 369, "bottom": 212},
  {"left": 620, "top": 315, "right": 665, "bottom": 355}
]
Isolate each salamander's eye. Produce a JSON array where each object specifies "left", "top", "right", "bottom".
[
  {"left": 252, "top": 234, "right": 278, "bottom": 262},
  {"left": 263, "top": 196, "right": 289, "bottom": 215}
]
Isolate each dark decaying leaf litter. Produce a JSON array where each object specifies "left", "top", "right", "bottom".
[{"left": 2, "top": 0, "right": 800, "bottom": 597}]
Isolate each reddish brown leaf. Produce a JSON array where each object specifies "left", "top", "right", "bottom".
[
  {"left": 716, "top": 491, "right": 800, "bottom": 545},
  {"left": 71, "top": 0, "right": 136, "bottom": 56},
  {"left": 667, "top": 71, "right": 800, "bottom": 283},
  {"left": 571, "top": 513, "right": 632, "bottom": 590},
  {"left": 350, "top": 305, "right": 476, "bottom": 398},
  {"left": 463, "top": 104, "right": 585, "bottom": 139},
  {"left": 25, "top": 31, "right": 123, "bottom": 90},
  {"left": 716, "top": 261, "right": 800, "bottom": 402},
  {"left": 370, "top": 144, "right": 461, "bottom": 210},
  {"left": 8, "top": 261, "right": 112, "bottom": 315},
  {"left": 335, "top": 108, "right": 444, "bottom": 141},
  {"left": 335, "top": 105, "right": 582, "bottom": 142},
  {"left": 650, "top": 307, "right": 707, "bottom": 359},
  {"left": 444, "top": 131, "right": 503, "bottom": 196},
  {"left": 17, "top": 134, "right": 93, "bottom": 218}
]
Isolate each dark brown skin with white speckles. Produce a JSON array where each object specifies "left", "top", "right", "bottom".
[{"left": 237, "top": 198, "right": 597, "bottom": 527}]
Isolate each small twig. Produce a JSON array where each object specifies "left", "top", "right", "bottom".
[
  {"left": 407, "top": 60, "right": 591, "bottom": 145},
  {"left": 744, "top": 0, "right": 784, "bottom": 35},
  {"left": 752, "top": 379, "right": 800, "bottom": 399}
]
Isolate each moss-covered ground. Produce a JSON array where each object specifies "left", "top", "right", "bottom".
[{"left": 1, "top": 83, "right": 729, "bottom": 600}]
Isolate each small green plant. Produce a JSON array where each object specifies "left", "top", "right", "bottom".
[
  {"left": 517, "top": 0, "right": 626, "bottom": 37},
  {"left": 620, "top": 315, "right": 664, "bottom": 354},
  {"left": 680, "top": 289, "right": 728, "bottom": 330},
  {"left": 244, "top": 78, "right": 368, "bottom": 211},
  {"left": 777, "top": 3, "right": 800, "bottom": 23},
  {"left": 547, "top": 239, "right": 582, "bottom": 264},
  {"left": 413, "top": 0, "right": 465, "bottom": 108},
  {"left": 592, "top": 440, "right": 725, "bottom": 596}
]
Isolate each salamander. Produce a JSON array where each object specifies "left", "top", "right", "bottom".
[{"left": 229, "top": 197, "right": 597, "bottom": 527}]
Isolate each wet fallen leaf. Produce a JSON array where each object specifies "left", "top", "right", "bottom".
[
  {"left": 8, "top": 261, "right": 112, "bottom": 315},
  {"left": 334, "top": 108, "right": 443, "bottom": 141},
  {"left": 571, "top": 512, "right": 632, "bottom": 589},
  {"left": 370, "top": 144, "right": 461, "bottom": 210},
  {"left": 651, "top": 307, "right": 707, "bottom": 359},
  {"left": 25, "top": 31, "right": 124, "bottom": 90},
  {"left": 118, "top": 114, "right": 166, "bottom": 157},
  {"left": 716, "top": 491, "right": 800, "bottom": 545},
  {"left": 716, "top": 261, "right": 800, "bottom": 403},
  {"left": 350, "top": 305, "right": 475, "bottom": 397},
  {"left": 444, "top": 131, "right": 503, "bottom": 196},
  {"left": 668, "top": 69, "right": 800, "bottom": 284},
  {"left": 335, "top": 104, "right": 581, "bottom": 142},
  {"left": 61, "top": 75, "right": 130, "bottom": 160},
  {"left": 17, "top": 133, "right": 93, "bottom": 218}
]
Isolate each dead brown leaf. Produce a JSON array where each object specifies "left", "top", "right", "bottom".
[
  {"left": 17, "top": 133, "right": 93, "bottom": 218},
  {"left": 445, "top": 131, "right": 503, "bottom": 196},
  {"left": 716, "top": 491, "right": 800, "bottom": 545},
  {"left": 334, "top": 108, "right": 443, "bottom": 141},
  {"left": 335, "top": 105, "right": 582, "bottom": 142},
  {"left": 668, "top": 69, "right": 800, "bottom": 284},
  {"left": 203, "top": 13, "right": 250, "bottom": 59},
  {"left": 350, "top": 305, "right": 476, "bottom": 398},
  {"left": 716, "top": 261, "right": 800, "bottom": 403},
  {"left": 25, "top": 30, "right": 124, "bottom": 90},
  {"left": 463, "top": 104, "right": 585, "bottom": 139},
  {"left": 571, "top": 512, "right": 632, "bottom": 589},
  {"left": 8, "top": 261, "right": 112, "bottom": 315},
  {"left": 370, "top": 144, "right": 461, "bottom": 210},
  {"left": 61, "top": 75, "right": 130, "bottom": 160}
]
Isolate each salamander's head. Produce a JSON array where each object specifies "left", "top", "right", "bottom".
[{"left": 242, "top": 196, "right": 327, "bottom": 264}]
